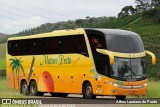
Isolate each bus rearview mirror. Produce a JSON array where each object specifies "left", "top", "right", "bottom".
[
  {"left": 96, "top": 49, "right": 114, "bottom": 64},
  {"left": 145, "top": 51, "right": 156, "bottom": 64}
]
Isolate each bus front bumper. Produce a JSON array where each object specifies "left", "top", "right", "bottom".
[{"left": 103, "top": 83, "right": 147, "bottom": 96}]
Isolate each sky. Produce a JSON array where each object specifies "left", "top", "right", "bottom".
[{"left": 0, "top": 0, "right": 136, "bottom": 34}]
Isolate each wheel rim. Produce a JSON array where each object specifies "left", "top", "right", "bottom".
[
  {"left": 21, "top": 82, "right": 28, "bottom": 95},
  {"left": 31, "top": 84, "right": 36, "bottom": 94},
  {"left": 86, "top": 86, "right": 92, "bottom": 96},
  {"left": 22, "top": 82, "right": 27, "bottom": 94}
]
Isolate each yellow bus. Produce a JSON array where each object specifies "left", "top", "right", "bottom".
[{"left": 6, "top": 28, "right": 156, "bottom": 100}]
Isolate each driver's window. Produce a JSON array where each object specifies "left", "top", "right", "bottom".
[{"left": 87, "top": 32, "right": 110, "bottom": 77}]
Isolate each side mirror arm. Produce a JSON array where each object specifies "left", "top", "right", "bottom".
[
  {"left": 145, "top": 51, "right": 156, "bottom": 64},
  {"left": 96, "top": 49, "right": 114, "bottom": 64}
]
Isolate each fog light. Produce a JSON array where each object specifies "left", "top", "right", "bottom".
[{"left": 112, "top": 89, "right": 118, "bottom": 93}]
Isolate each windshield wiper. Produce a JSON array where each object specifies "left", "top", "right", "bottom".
[{"left": 130, "top": 68, "right": 136, "bottom": 77}]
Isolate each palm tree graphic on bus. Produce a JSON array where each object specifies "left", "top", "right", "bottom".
[{"left": 9, "top": 57, "right": 24, "bottom": 88}]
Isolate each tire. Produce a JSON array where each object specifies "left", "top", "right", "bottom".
[
  {"left": 21, "top": 81, "right": 29, "bottom": 95},
  {"left": 116, "top": 96, "right": 126, "bottom": 100},
  {"left": 29, "top": 80, "right": 38, "bottom": 96},
  {"left": 83, "top": 82, "right": 96, "bottom": 99}
]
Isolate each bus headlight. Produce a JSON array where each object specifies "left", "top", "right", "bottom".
[
  {"left": 106, "top": 80, "right": 119, "bottom": 87},
  {"left": 144, "top": 83, "right": 147, "bottom": 87},
  {"left": 113, "top": 83, "right": 118, "bottom": 87}
]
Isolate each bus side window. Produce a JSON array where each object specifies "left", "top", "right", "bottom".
[
  {"left": 60, "top": 35, "right": 88, "bottom": 57},
  {"left": 8, "top": 34, "right": 88, "bottom": 57},
  {"left": 43, "top": 37, "right": 60, "bottom": 54},
  {"left": 23, "top": 39, "right": 35, "bottom": 55},
  {"left": 8, "top": 40, "right": 24, "bottom": 56},
  {"left": 8, "top": 41, "right": 15, "bottom": 56}
]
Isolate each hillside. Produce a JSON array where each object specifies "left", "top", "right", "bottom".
[
  {"left": 13, "top": 13, "right": 160, "bottom": 54},
  {"left": 0, "top": 33, "right": 7, "bottom": 38},
  {"left": 0, "top": 33, "right": 8, "bottom": 44}
]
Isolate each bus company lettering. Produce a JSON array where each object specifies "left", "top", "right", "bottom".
[
  {"left": 44, "top": 55, "right": 58, "bottom": 64},
  {"left": 44, "top": 55, "right": 72, "bottom": 65},
  {"left": 59, "top": 55, "right": 72, "bottom": 65}
]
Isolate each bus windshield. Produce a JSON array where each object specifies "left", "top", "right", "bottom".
[
  {"left": 107, "top": 34, "right": 144, "bottom": 53},
  {"left": 110, "top": 57, "right": 147, "bottom": 81}
]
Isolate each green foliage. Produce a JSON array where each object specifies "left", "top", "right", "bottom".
[
  {"left": 118, "top": 5, "right": 137, "bottom": 17},
  {"left": 143, "top": 6, "right": 160, "bottom": 23},
  {"left": 0, "top": 43, "right": 6, "bottom": 60},
  {"left": 135, "top": 0, "right": 160, "bottom": 12},
  {"left": 152, "top": 0, "right": 160, "bottom": 7},
  {"left": 135, "top": 0, "right": 152, "bottom": 12},
  {"left": 0, "top": 59, "right": 6, "bottom": 70}
]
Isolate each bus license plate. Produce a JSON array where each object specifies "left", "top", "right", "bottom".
[{"left": 129, "top": 90, "right": 135, "bottom": 94}]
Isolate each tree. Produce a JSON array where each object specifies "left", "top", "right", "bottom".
[
  {"left": 135, "top": 0, "right": 152, "bottom": 12},
  {"left": 10, "top": 57, "right": 24, "bottom": 88},
  {"left": 152, "top": 0, "right": 160, "bottom": 7},
  {"left": 85, "top": 16, "right": 90, "bottom": 20},
  {"left": 118, "top": 6, "right": 137, "bottom": 17},
  {"left": 135, "top": 0, "right": 160, "bottom": 12}
]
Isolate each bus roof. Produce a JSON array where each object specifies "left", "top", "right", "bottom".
[
  {"left": 8, "top": 28, "right": 86, "bottom": 41},
  {"left": 8, "top": 28, "right": 139, "bottom": 41},
  {"left": 84, "top": 28, "right": 139, "bottom": 36}
]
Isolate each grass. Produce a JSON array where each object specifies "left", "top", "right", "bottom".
[
  {"left": 126, "top": 81, "right": 160, "bottom": 98},
  {"left": 0, "top": 59, "right": 6, "bottom": 70},
  {"left": 0, "top": 43, "right": 6, "bottom": 70},
  {"left": 0, "top": 43, "right": 6, "bottom": 60},
  {"left": 146, "top": 81, "right": 160, "bottom": 98},
  {"left": 0, "top": 79, "right": 25, "bottom": 98}
]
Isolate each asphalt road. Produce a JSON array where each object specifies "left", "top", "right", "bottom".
[
  {"left": 37, "top": 94, "right": 123, "bottom": 107},
  {"left": 36, "top": 93, "right": 117, "bottom": 104},
  {"left": 7, "top": 93, "right": 160, "bottom": 107}
]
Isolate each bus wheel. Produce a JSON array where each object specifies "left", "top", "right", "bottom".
[
  {"left": 83, "top": 82, "right": 96, "bottom": 99},
  {"left": 116, "top": 96, "right": 126, "bottom": 100},
  {"left": 29, "top": 80, "right": 38, "bottom": 96},
  {"left": 21, "top": 81, "right": 29, "bottom": 95}
]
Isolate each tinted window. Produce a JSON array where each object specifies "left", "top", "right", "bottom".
[
  {"left": 86, "top": 32, "right": 110, "bottom": 76},
  {"left": 107, "top": 34, "right": 144, "bottom": 53},
  {"left": 88, "top": 34, "right": 107, "bottom": 50},
  {"left": 8, "top": 34, "right": 88, "bottom": 57},
  {"left": 61, "top": 35, "right": 88, "bottom": 55}
]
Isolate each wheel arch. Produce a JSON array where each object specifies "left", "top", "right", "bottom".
[
  {"left": 82, "top": 80, "right": 96, "bottom": 99},
  {"left": 82, "top": 79, "right": 97, "bottom": 94},
  {"left": 82, "top": 80, "right": 91, "bottom": 93}
]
